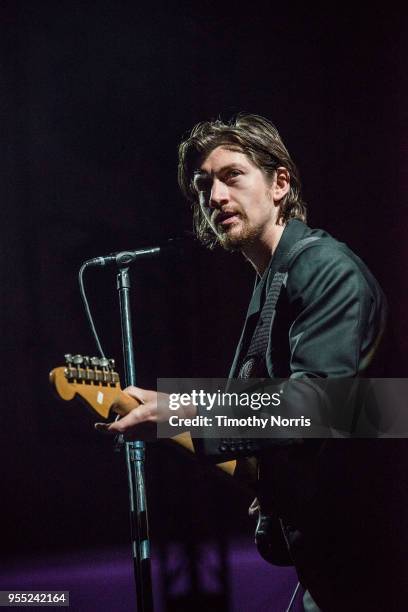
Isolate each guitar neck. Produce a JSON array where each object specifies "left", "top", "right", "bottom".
[{"left": 50, "top": 363, "right": 257, "bottom": 489}]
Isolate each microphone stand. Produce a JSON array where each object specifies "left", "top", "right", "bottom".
[
  {"left": 80, "top": 239, "right": 191, "bottom": 610},
  {"left": 117, "top": 265, "right": 154, "bottom": 612}
]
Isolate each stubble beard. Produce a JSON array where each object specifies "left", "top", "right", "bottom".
[{"left": 215, "top": 217, "right": 261, "bottom": 252}]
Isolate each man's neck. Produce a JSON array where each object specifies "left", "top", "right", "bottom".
[{"left": 242, "top": 223, "right": 286, "bottom": 276}]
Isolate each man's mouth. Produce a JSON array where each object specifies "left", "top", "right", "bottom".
[{"left": 216, "top": 211, "right": 240, "bottom": 226}]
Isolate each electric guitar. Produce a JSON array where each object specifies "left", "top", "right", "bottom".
[{"left": 49, "top": 354, "right": 257, "bottom": 487}]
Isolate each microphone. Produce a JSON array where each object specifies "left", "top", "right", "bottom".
[{"left": 82, "top": 237, "right": 191, "bottom": 268}]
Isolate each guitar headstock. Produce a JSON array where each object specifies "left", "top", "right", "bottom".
[
  {"left": 63, "top": 354, "right": 119, "bottom": 385},
  {"left": 49, "top": 354, "right": 124, "bottom": 419}
]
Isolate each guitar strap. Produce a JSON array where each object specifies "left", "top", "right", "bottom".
[
  {"left": 236, "top": 236, "right": 322, "bottom": 380},
  {"left": 236, "top": 236, "right": 324, "bottom": 574},
  {"left": 198, "top": 236, "right": 324, "bottom": 461}
]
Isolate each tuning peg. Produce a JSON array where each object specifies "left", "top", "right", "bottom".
[
  {"left": 108, "top": 358, "right": 115, "bottom": 370},
  {"left": 64, "top": 354, "right": 73, "bottom": 365},
  {"left": 83, "top": 356, "right": 90, "bottom": 367},
  {"left": 99, "top": 357, "right": 109, "bottom": 368},
  {"left": 90, "top": 356, "right": 100, "bottom": 367},
  {"left": 72, "top": 354, "right": 84, "bottom": 365}
]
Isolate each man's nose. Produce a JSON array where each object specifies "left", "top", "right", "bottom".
[{"left": 209, "top": 179, "right": 229, "bottom": 208}]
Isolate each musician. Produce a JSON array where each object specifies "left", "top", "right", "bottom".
[{"left": 97, "top": 115, "right": 405, "bottom": 611}]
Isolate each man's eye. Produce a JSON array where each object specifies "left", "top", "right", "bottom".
[{"left": 225, "top": 170, "right": 241, "bottom": 180}]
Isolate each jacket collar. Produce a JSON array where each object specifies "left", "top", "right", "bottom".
[{"left": 246, "top": 219, "right": 310, "bottom": 317}]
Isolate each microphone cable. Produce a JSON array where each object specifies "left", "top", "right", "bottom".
[{"left": 78, "top": 261, "right": 106, "bottom": 359}]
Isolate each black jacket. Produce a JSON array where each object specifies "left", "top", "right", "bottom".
[{"left": 223, "top": 221, "right": 406, "bottom": 611}]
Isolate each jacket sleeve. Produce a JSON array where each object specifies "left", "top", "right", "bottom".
[
  {"left": 250, "top": 243, "right": 382, "bottom": 442},
  {"left": 285, "top": 243, "right": 377, "bottom": 378}
]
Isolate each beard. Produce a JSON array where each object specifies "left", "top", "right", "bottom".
[{"left": 215, "top": 217, "right": 261, "bottom": 252}]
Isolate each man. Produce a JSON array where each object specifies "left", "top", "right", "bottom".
[{"left": 97, "top": 115, "right": 405, "bottom": 611}]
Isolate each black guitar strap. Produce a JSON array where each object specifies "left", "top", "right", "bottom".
[{"left": 237, "top": 236, "right": 322, "bottom": 379}]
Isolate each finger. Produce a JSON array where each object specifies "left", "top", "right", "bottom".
[
  {"left": 106, "top": 411, "right": 142, "bottom": 433},
  {"left": 94, "top": 422, "right": 114, "bottom": 434},
  {"left": 94, "top": 412, "right": 139, "bottom": 436},
  {"left": 104, "top": 404, "right": 155, "bottom": 434},
  {"left": 123, "top": 386, "right": 157, "bottom": 403},
  {"left": 94, "top": 419, "right": 156, "bottom": 441},
  {"left": 248, "top": 497, "right": 260, "bottom": 516}
]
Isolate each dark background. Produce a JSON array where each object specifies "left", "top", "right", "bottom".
[{"left": 1, "top": 0, "right": 406, "bottom": 571}]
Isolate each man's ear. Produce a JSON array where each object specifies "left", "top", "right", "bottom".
[{"left": 272, "top": 167, "right": 290, "bottom": 203}]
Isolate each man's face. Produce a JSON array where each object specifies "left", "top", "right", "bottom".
[{"left": 194, "top": 146, "right": 279, "bottom": 250}]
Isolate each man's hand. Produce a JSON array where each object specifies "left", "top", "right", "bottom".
[{"left": 94, "top": 386, "right": 196, "bottom": 440}]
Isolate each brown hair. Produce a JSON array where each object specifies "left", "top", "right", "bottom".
[{"left": 178, "top": 113, "right": 307, "bottom": 248}]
